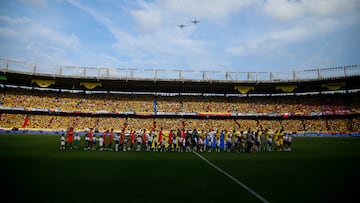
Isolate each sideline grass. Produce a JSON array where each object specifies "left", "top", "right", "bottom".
[{"left": 0, "top": 134, "right": 359, "bottom": 203}]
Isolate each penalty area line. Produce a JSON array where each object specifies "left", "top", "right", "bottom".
[{"left": 193, "top": 151, "right": 270, "bottom": 203}]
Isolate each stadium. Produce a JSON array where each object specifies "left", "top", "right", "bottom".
[
  {"left": 0, "top": 58, "right": 360, "bottom": 203},
  {"left": 0, "top": 59, "right": 359, "bottom": 135}
]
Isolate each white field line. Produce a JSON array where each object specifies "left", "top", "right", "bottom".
[{"left": 193, "top": 151, "right": 270, "bottom": 203}]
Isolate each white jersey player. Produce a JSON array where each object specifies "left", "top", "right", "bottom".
[
  {"left": 136, "top": 136, "right": 142, "bottom": 152},
  {"left": 99, "top": 137, "right": 104, "bottom": 151},
  {"left": 60, "top": 135, "right": 65, "bottom": 150},
  {"left": 114, "top": 133, "right": 120, "bottom": 151}
]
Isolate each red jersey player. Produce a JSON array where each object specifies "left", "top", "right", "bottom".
[
  {"left": 67, "top": 127, "right": 74, "bottom": 149},
  {"left": 108, "top": 128, "right": 114, "bottom": 150}
]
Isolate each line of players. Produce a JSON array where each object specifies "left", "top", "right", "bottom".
[{"left": 60, "top": 126, "right": 293, "bottom": 153}]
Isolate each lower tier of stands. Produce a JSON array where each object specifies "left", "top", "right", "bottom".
[{"left": 0, "top": 113, "right": 359, "bottom": 136}]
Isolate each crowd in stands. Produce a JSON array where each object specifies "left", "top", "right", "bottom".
[
  {"left": 1, "top": 88, "right": 359, "bottom": 114},
  {"left": 1, "top": 89, "right": 154, "bottom": 113},
  {"left": 0, "top": 113, "right": 359, "bottom": 134},
  {"left": 0, "top": 87, "right": 359, "bottom": 134}
]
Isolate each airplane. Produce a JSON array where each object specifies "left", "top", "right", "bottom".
[
  {"left": 191, "top": 19, "right": 200, "bottom": 24},
  {"left": 178, "top": 24, "right": 186, "bottom": 29}
]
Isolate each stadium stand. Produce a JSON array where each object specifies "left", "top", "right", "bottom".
[{"left": 0, "top": 59, "right": 359, "bottom": 136}]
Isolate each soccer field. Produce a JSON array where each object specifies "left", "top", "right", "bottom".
[{"left": 0, "top": 134, "right": 359, "bottom": 203}]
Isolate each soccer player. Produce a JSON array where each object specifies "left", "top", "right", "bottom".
[
  {"left": 274, "top": 129, "right": 284, "bottom": 151},
  {"left": 108, "top": 128, "right": 114, "bottom": 151},
  {"left": 266, "top": 130, "right": 273, "bottom": 152},
  {"left": 67, "top": 127, "right": 74, "bottom": 149},
  {"left": 83, "top": 133, "right": 89, "bottom": 150},
  {"left": 128, "top": 130, "right": 135, "bottom": 151},
  {"left": 219, "top": 130, "right": 225, "bottom": 152},
  {"left": 234, "top": 134, "right": 240, "bottom": 153},
  {"left": 178, "top": 133, "right": 184, "bottom": 152},
  {"left": 181, "top": 129, "right": 186, "bottom": 152},
  {"left": 211, "top": 133, "right": 217, "bottom": 152},
  {"left": 92, "top": 134, "right": 97, "bottom": 151},
  {"left": 120, "top": 129, "right": 125, "bottom": 151},
  {"left": 180, "top": 134, "right": 186, "bottom": 153},
  {"left": 226, "top": 132, "right": 232, "bottom": 152},
  {"left": 254, "top": 130, "right": 261, "bottom": 152},
  {"left": 191, "top": 129, "right": 198, "bottom": 152},
  {"left": 198, "top": 135, "right": 204, "bottom": 152},
  {"left": 239, "top": 131, "right": 246, "bottom": 153},
  {"left": 74, "top": 133, "right": 81, "bottom": 150},
  {"left": 206, "top": 131, "right": 212, "bottom": 152},
  {"left": 246, "top": 130, "right": 254, "bottom": 153},
  {"left": 168, "top": 130, "right": 173, "bottom": 151},
  {"left": 122, "top": 138, "right": 127, "bottom": 152},
  {"left": 287, "top": 132, "right": 296, "bottom": 152},
  {"left": 172, "top": 132, "right": 178, "bottom": 152},
  {"left": 158, "top": 128, "right": 163, "bottom": 148},
  {"left": 87, "top": 128, "right": 93, "bottom": 150},
  {"left": 185, "top": 136, "right": 191, "bottom": 152},
  {"left": 103, "top": 129, "right": 108, "bottom": 150},
  {"left": 216, "top": 137, "right": 221, "bottom": 152},
  {"left": 262, "top": 129, "right": 269, "bottom": 151},
  {"left": 279, "top": 130, "right": 284, "bottom": 151},
  {"left": 147, "top": 132, "right": 153, "bottom": 152},
  {"left": 142, "top": 129, "right": 147, "bottom": 151},
  {"left": 160, "top": 138, "right": 167, "bottom": 152},
  {"left": 99, "top": 135, "right": 104, "bottom": 151},
  {"left": 114, "top": 133, "right": 120, "bottom": 152},
  {"left": 273, "top": 130, "right": 279, "bottom": 151},
  {"left": 136, "top": 135, "right": 142, "bottom": 152},
  {"left": 60, "top": 134, "right": 65, "bottom": 150}
]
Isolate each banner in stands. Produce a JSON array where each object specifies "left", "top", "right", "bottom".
[
  {"left": 275, "top": 85, "right": 298, "bottom": 93},
  {"left": 178, "top": 112, "right": 198, "bottom": 116},
  {"left": 321, "top": 82, "right": 346, "bottom": 91},
  {"left": 31, "top": 79, "right": 55, "bottom": 88},
  {"left": 198, "top": 112, "right": 232, "bottom": 117},
  {"left": 135, "top": 112, "right": 153, "bottom": 116},
  {"left": 234, "top": 86, "right": 254, "bottom": 94},
  {"left": 80, "top": 82, "right": 102, "bottom": 89},
  {"left": 1, "top": 128, "right": 359, "bottom": 137},
  {"left": 156, "top": 112, "right": 177, "bottom": 116}
]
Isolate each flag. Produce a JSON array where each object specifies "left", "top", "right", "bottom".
[
  {"left": 153, "top": 97, "right": 157, "bottom": 115},
  {"left": 220, "top": 131, "right": 225, "bottom": 149}
]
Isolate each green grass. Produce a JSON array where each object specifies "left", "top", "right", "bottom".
[{"left": 0, "top": 134, "right": 359, "bottom": 203}]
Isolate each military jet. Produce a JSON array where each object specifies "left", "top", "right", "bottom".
[
  {"left": 178, "top": 24, "right": 186, "bottom": 29},
  {"left": 191, "top": 19, "right": 200, "bottom": 24}
]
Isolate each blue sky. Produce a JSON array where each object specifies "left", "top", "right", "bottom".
[{"left": 0, "top": 0, "right": 359, "bottom": 73}]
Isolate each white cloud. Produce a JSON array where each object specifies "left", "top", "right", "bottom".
[
  {"left": 225, "top": 19, "right": 338, "bottom": 56},
  {"left": 162, "top": 0, "right": 251, "bottom": 21},
  {"left": 130, "top": 1, "right": 162, "bottom": 33},
  {"left": 263, "top": 0, "right": 360, "bottom": 21},
  {"left": 0, "top": 16, "right": 30, "bottom": 24},
  {"left": 226, "top": 0, "right": 360, "bottom": 56},
  {"left": 0, "top": 26, "right": 21, "bottom": 39},
  {"left": 0, "top": 14, "right": 80, "bottom": 65},
  {"left": 30, "top": 24, "right": 80, "bottom": 47},
  {"left": 130, "top": 0, "right": 252, "bottom": 29},
  {"left": 0, "top": 15, "right": 80, "bottom": 48}
]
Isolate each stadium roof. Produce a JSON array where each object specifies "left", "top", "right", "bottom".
[{"left": 0, "top": 59, "right": 359, "bottom": 94}]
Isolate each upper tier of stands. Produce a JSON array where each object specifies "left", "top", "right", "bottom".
[{"left": 1, "top": 88, "right": 359, "bottom": 114}]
